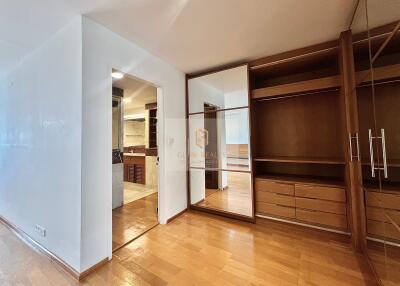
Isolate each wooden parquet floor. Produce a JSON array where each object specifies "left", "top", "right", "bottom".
[
  {"left": 112, "top": 192, "right": 158, "bottom": 251},
  {"left": 0, "top": 211, "right": 379, "bottom": 286}
]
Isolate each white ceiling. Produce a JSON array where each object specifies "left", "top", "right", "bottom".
[
  {"left": 1, "top": 0, "right": 399, "bottom": 77},
  {"left": 112, "top": 73, "right": 157, "bottom": 112}
]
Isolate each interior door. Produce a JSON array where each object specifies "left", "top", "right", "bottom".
[
  {"left": 187, "top": 65, "right": 253, "bottom": 219},
  {"left": 370, "top": 19, "right": 400, "bottom": 286}
]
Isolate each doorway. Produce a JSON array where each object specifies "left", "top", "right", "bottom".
[
  {"left": 111, "top": 70, "right": 159, "bottom": 252},
  {"left": 204, "top": 103, "right": 219, "bottom": 189}
]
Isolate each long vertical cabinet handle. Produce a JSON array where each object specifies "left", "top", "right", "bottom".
[
  {"left": 349, "top": 133, "right": 353, "bottom": 161},
  {"left": 381, "top": 128, "right": 388, "bottom": 178},
  {"left": 368, "top": 129, "right": 376, "bottom": 177},
  {"left": 356, "top": 133, "right": 360, "bottom": 161}
]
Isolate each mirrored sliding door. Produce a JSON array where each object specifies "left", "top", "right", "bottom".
[{"left": 187, "top": 65, "right": 254, "bottom": 219}]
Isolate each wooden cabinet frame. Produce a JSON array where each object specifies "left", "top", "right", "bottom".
[{"left": 184, "top": 22, "right": 400, "bottom": 263}]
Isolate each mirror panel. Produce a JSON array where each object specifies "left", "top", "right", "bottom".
[
  {"left": 187, "top": 65, "right": 253, "bottom": 219},
  {"left": 369, "top": 2, "right": 400, "bottom": 286},
  {"left": 189, "top": 109, "right": 251, "bottom": 172},
  {"left": 190, "top": 169, "right": 253, "bottom": 217},
  {"left": 112, "top": 96, "right": 122, "bottom": 150},
  {"left": 188, "top": 65, "right": 249, "bottom": 114}
]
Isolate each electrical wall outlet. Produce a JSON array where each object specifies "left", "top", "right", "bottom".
[{"left": 34, "top": 224, "right": 46, "bottom": 237}]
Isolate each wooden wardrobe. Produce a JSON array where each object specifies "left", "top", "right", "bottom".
[
  {"left": 248, "top": 21, "right": 400, "bottom": 285},
  {"left": 186, "top": 18, "right": 400, "bottom": 286}
]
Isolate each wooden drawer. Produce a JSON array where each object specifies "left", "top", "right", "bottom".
[
  {"left": 256, "top": 202, "right": 295, "bottom": 219},
  {"left": 367, "top": 220, "right": 400, "bottom": 241},
  {"left": 255, "top": 179, "right": 294, "bottom": 196},
  {"left": 365, "top": 191, "right": 400, "bottom": 211},
  {"left": 124, "top": 155, "right": 145, "bottom": 164},
  {"left": 257, "top": 191, "right": 295, "bottom": 207},
  {"left": 296, "top": 209, "right": 347, "bottom": 229},
  {"left": 366, "top": 207, "right": 400, "bottom": 225},
  {"left": 296, "top": 197, "right": 346, "bottom": 215},
  {"left": 295, "top": 184, "right": 346, "bottom": 202}
]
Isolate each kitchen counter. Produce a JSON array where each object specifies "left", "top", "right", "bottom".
[{"left": 124, "top": 153, "right": 146, "bottom": 157}]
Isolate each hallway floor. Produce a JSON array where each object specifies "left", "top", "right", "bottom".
[
  {"left": 0, "top": 211, "right": 378, "bottom": 286},
  {"left": 123, "top": 182, "right": 157, "bottom": 204}
]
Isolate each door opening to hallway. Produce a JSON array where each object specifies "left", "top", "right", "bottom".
[{"left": 111, "top": 70, "right": 159, "bottom": 251}]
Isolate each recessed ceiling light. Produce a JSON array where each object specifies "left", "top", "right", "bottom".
[
  {"left": 123, "top": 98, "right": 132, "bottom": 103},
  {"left": 112, "top": 72, "right": 124, "bottom": 79}
]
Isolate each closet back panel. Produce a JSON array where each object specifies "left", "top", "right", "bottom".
[{"left": 253, "top": 91, "right": 344, "bottom": 159}]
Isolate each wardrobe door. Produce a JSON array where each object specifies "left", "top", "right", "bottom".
[
  {"left": 352, "top": 1, "right": 400, "bottom": 285},
  {"left": 370, "top": 8, "right": 400, "bottom": 286},
  {"left": 187, "top": 65, "right": 254, "bottom": 220}
]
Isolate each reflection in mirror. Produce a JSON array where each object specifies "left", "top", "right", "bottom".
[
  {"left": 189, "top": 109, "right": 251, "bottom": 172},
  {"left": 188, "top": 65, "right": 249, "bottom": 114},
  {"left": 351, "top": 1, "right": 400, "bottom": 285},
  {"left": 190, "top": 169, "right": 252, "bottom": 217},
  {"left": 112, "top": 96, "right": 122, "bottom": 151},
  {"left": 188, "top": 65, "right": 252, "bottom": 218},
  {"left": 189, "top": 108, "right": 252, "bottom": 217}
]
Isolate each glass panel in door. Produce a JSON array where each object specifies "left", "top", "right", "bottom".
[{"left": 356, "top": 0, "right": 400, "bottom": 284}]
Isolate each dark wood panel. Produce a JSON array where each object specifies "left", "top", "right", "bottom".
[
  {"left": 123, "top": 155, "right": 146, "bottom": 184},
  {"left": 253, "top": 91, "right": 344, "bottom": 161},
  {"left": 145, "top": 102, "right": 157, "bottom": 110}
]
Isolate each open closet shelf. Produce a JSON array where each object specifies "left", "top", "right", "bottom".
[
  {"left": 361, "top": 159, "right": 400, "bottom": 168},
  {"left": 251, "top": 76, "right": 339, "bottom": 99},
  {"left": 254, "top": 156, "right": 345, "bottom": 165},
  {"left": 363, "top": 181, "right": 400, "bottom": 194},
  {"left": 255, "top": 174, "right": 345, "bottom": 188},
  {"left": 356, "top": 63, "right": 400, "bottom": 86},
  {"left": 251, "top": 63, "right": 400, "bottom": 100}
]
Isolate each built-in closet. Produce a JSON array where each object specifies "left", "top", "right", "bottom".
[
  {"left": 250, "top": 42, "right": 350, "bottom": 232},
  {"left": 186, "top": 1, "right": 399, "bottom": 284}
]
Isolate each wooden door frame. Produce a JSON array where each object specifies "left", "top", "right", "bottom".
[{"left": 339, "top": 30, "right": 367, "bottom": 252}]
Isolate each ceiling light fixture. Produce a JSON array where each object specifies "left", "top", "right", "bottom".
[
  {"left": 123, "top": 98, "right": 132, "bottom": 103},
  {"left": 112, "top": 72, "right": 124, "bottom": 79}
]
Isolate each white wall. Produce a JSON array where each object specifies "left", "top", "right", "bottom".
[
  {"left": 124, "top": 120, "right": 145, "bottom": 147},
  {"left": 0, "top": 18, "right": 83, "bottom": 272},
  {"left": 81, "top": 17, "right": 186, "bottom": 271},
  {"left": 188, "top": 80, "right": 227, "bottom": 203}
]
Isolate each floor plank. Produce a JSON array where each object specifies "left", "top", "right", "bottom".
[
  {"left": 112, "top": 192, "right": 158, "bottom": 251},
  {"left": 196, "top": 171, "right": 252, "bottom": 217},
  {"left": 0, "top": 211, "right": 379, "bottom": 285}
]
